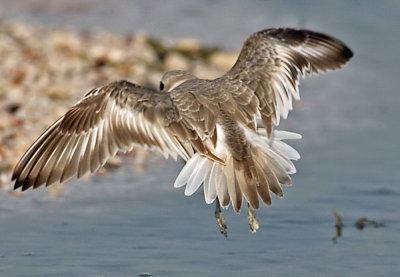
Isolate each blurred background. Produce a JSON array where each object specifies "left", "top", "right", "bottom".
[{"left": 0, "top": 1, "right": 399, "bottom": 276}]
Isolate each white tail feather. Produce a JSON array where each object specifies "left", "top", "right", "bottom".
[
  {"left": 212, "top": 163, "right": 230, "bottom": 208},
  {"left": 203, "top": 162, "right": 217, "bottom": 204},
  {"left": 174, "top": 154, "right": 202, "bottom": 188},
  {"left": 273, "top": 140, "right": 301, "bottom": 160},
  {"left": 173, "top": 127, "right": 301, "bottom": 210},
  {"left": 184, "top": 158, "right": 207, "bottom": 196},
  {"left": 273, "top": 130, "right": 302, "bottom": 140}
]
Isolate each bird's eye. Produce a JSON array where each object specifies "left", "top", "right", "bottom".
[{"left": 160, "top": 82, "right": 165, "bottom": 91}]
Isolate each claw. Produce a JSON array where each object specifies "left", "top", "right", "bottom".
[
  {"left": 214, "top": 199, "right": 228, "bottom": 238},
  {"left": 247, "top": 203, "right": 259, "bottom": 234}
]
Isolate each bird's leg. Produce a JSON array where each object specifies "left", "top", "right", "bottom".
[
  {"left": 214, "top": 198, "right": 228, "bottom": 238},
  {"left": 247, "top": 202, "right": 259, "bottom": 234}
]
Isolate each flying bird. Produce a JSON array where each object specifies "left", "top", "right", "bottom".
[{"left": 12, "top": 28, "right": 353, "bottom": 235}]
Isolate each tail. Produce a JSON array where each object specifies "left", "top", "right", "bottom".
[{"left": 173, "top": 129, "right": 301, "bottom": 212}]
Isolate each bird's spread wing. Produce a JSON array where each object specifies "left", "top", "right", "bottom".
[
  {"left": 222, "top": 28, "right": 353, "bottom": 135},
  {"left": 12, "top": 80, "right": 194, "bottom": 190}
]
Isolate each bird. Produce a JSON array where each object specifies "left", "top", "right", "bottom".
[{"left": 12, "top": 28, "right": 353, "bottom": 235}]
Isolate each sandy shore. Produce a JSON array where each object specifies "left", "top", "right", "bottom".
[{"left": 0, "top": 21, "right": 239, "bottom": 193}]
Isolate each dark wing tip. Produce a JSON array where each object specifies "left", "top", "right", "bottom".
[
  {"left": 342, "top": 45, "right": 354, "bottom": 60},
  {"left": 261, "top": 27, "right": 354, "bottom": 61},
  {"left": 13, "top": 175, "right": 45, "bottom": 191},
  {"left": 281, "top": 28, "right": 354, "bottom": 67},
  {"left": 13, "top": 178, "right": 29, "bottom": 191},
  {"left": 13, "top": 181, "right": 22, "bottom": 190},
  {"left": 22, "top": 183, "right": 31, "bottom": 191}
]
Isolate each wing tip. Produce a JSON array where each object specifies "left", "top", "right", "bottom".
[
  {"left": 13, "top": 178, "right": 29, "bottom": 191},
  {"left": 342, "top": 45, "right": 354, "bottom": 60},
  {"left": 13, "top": 181, "right": 22, "bottom": 190},
  {"left": 262, "top": 27, "right": 354, "bottom": 61},
  {"left": 14, "top": 178, "right": 51, "bottom": 191}
]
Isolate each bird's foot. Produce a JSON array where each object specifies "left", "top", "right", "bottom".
[
  {"left": 214, "top": 200, "right": 228, "bottom": 238},
  {"left": 247, "top": 203, "right": 259, "bottom": 234}
]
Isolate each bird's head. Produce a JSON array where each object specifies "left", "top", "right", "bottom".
[{"left": 159, "top": 70, "right": 197, "bottom": 92}]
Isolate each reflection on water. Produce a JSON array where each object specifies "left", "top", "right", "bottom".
[
  {"left": 332, "top": 210, "right": 343, "bottom": 244},
  {"left": 0, "top": 1, "right": 399, "bottom": 277},
  {"left": 354, "top": 217, "right": 386, "bottom": 230}
]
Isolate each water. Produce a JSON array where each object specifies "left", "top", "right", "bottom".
[{"left": 0, "top": 1, "right": 399, "bottom": 276}]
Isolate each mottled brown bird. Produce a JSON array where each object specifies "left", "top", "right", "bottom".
[{"left": 13, "top": 28, "right": 353, "bottom": 216}]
